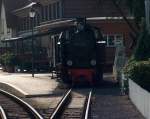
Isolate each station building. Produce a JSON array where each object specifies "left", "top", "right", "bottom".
[{"left": 0, "top": 0, "right": 135, "bottom": 72}]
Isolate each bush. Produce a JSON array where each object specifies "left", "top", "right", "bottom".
[
  {"left": 123, "top": 20, "right": 150, "bottom": 91},
  {"left": 0, "top": 53, "right": 18, "bottom": 66},
  {"left": 124, "top": 59, "right": 150, "bottom": 91},
  {"left": 124, "top": 57, "right": 137, "bottom": 78}
]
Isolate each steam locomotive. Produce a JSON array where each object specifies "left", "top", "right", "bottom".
[{"left": 58, "top": 18, "right": 106, "bottom": 85}]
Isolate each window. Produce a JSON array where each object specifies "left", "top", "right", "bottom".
[
  {"left": 7, "top": 28, "right": 11, "bottom": 33},
  {"left": 103, "top": 35, "right": 107, "bottom": 42},
  {"left": 108, "top": 35, "right": 115, "bottom": 46},
  {"left": 35, "top": 15, "right": 40, "bottom": 27},
  {"left": 26, "top": 17, "right": 30, "bottom": 30},
  {"left": 115, "top": 35, "right": 124, "bottom": 46},
  {"left": 56, "top": 2, "right": 60, "bottom": 18},
  {"left": 19, "top": 1, "right": 62, "bottom": 32},
  {"left": 45, "top": 5, "right": 48, "bottom": 21},
  {"left": 23, "top": 39, "right": 32, "bottom": 53},
  {"left": 41, "top": 6, "right": 45, "bottom": 22},
  {"left": 49, "top": 4, "right": 52, "bottom": 20},
  {"left": 53, "top": 3, "right": 57, "bottom": 19},
  {"left": 19, "top": 14, "right": 40, "bottom": 32},
  {"left": 41, "top": 1, "right": 62, "bottom": 22},
  {"left": 103, "top": 34, "right": 124, "bottom": 47},
  {"left": 23, "top": 18, "right": 26, "bottom": 31}
]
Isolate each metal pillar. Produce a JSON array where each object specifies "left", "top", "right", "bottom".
[{"left": 31, "top": 18, "right": 34, "bottom": 77}]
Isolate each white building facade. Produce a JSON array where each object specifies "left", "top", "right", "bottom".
[{"left": 0, "top": 0, "right": 12, "bottom": 42}]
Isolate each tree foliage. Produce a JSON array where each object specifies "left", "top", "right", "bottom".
[
  {"left": 126, "top": 0, "right": 150, "bottom": 61},
  {"left": 126, "top": 0, "right": 145, "bottom": 26},
  {"left": 134, "top": 23, "right": 150, "bottom": 61}
]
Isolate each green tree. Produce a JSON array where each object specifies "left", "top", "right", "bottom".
[
  {"left": 126, "top": 0, "right": 145, "bottom": 27},
  {"left": 134, "top": 22, "right": 150, "bottom": 60},
  {"left": 126, "top": 0, "right": 150, "bottom": 61}
]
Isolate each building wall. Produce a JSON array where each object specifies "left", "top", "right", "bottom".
[
  {"left": 88, "top": 19, "right": 134, "bottom": 71},
  {"left": 63, "top": 0, "right": 129, "bottom": 18},
  {"left": 0, "top": 0, "right": 13, "bottom": 47},
  {"left": 90, "top": 19, "right": 133, "bottom": 54}
]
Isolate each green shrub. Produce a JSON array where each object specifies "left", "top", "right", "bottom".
[
  {"left": 124, "top": 57, "right": 137, "bottom": 78},
  {"left": 124, "top": 60, "right": 150, "bottom": 91},
  {"left": 124, "top": 20, "right": 150, "bottom": 91},
  {"left": 0, "top": 53, "right": 18, "bottom": 66}
]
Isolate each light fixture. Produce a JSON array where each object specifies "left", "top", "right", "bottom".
[{"left": 29, "top": 8, "right": 36, "bottom": 18}]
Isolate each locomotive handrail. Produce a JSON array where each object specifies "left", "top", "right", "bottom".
[{"left": 50, "top": 89, "right": 72, "bottom": 119}]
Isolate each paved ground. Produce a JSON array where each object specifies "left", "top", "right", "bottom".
[
  {"left": 24, "top": 96, "right": 62, "bottom": 109},
  {"left": 0, "top": 71, "right": 145, "bottom": 119},
  {"left": 0, "top": 71, "right": 67, "bottom": 110},
  {"left": 0, "top": 71, "right": 64, "bottom": 97},
  {"left": 0, "top": 71, "right": 115, "bottom": 97},
  {"left": 91, "top": 88, "right": 145, "bottom": 119}
]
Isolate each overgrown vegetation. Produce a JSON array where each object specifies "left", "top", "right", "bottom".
[
  {"left": 0, "top": 52, "right": 17, "bottom": 66},
  {"left": 123, "top": 0, "right": 150, "bottom": 91},
  {"left": 126, "top": 0, "right": 145, "bottom": 27},
  {"left": 124, "top": 60, "right": 150, "bottom": 91},
  {"left": 134, "top": 24, "right": 150, "bottom": 61},
  {"left": 124, "top": 24, "right": 150, "bottom": 91},
  {"left": 0, "top": 52, "right": 19, "bottom": 72}
]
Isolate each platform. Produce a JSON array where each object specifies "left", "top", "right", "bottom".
[
  {"left": 0, "top": 72, "right": 63, "bottom": 97},
  {"left": 0, "top": 71, "right": 115, "bottom": 97}
]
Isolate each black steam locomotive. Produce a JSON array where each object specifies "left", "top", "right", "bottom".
[{"left": 58, "top": 18, "right": 105, "bottom": 85}]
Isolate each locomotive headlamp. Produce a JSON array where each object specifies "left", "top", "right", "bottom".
[
  {"left": 91, "top": 60, "right": 96, "bottom": 66},
  {"left": 67, "top": 60, "right": 73, "bottom": 66}
]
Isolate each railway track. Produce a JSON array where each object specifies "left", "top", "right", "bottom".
[
  {"left": 0, "top": 87, "right": 93, "bottom": 119},
  {"left": 50, "top": 88, "right": 93, "bottom": 119},
  {"left": 0, "top": 89, "right": 43, "bottom": 119},
  {"left": 0, "top": 106, "right": 7, "bottom": 119}
]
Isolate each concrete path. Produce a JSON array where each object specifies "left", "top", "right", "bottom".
[
  {"left": 0, "top": 72, "right": 116, "bottom": 97},
  {"left": 91, "top": 88, "right": 144, "bottom": 119},
  {"left": 0, "top": 72, "right": 60, "bottom": 97}
]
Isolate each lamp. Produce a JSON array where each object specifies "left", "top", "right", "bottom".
[
  {"left": 29, "top": 8, "right": 36, "bottom": 18},
  {"left": 29, "top": 8, "right": 36, "bottom": 77}
]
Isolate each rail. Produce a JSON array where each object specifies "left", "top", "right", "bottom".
[
  {"left": 50, "top": 89, "right": 72, "bottom": 119},
  {"left": 83, "top": 89, "right": 93, "bottom": 119},
  {"left": 50, "top": 88, "right": 92, "bottom": 119},
  {"left": 0, "top": 89, "right": 43, "bottom": 119},
  {"left": 0, "top": 106, "right": 7, "bottom": 119}
]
